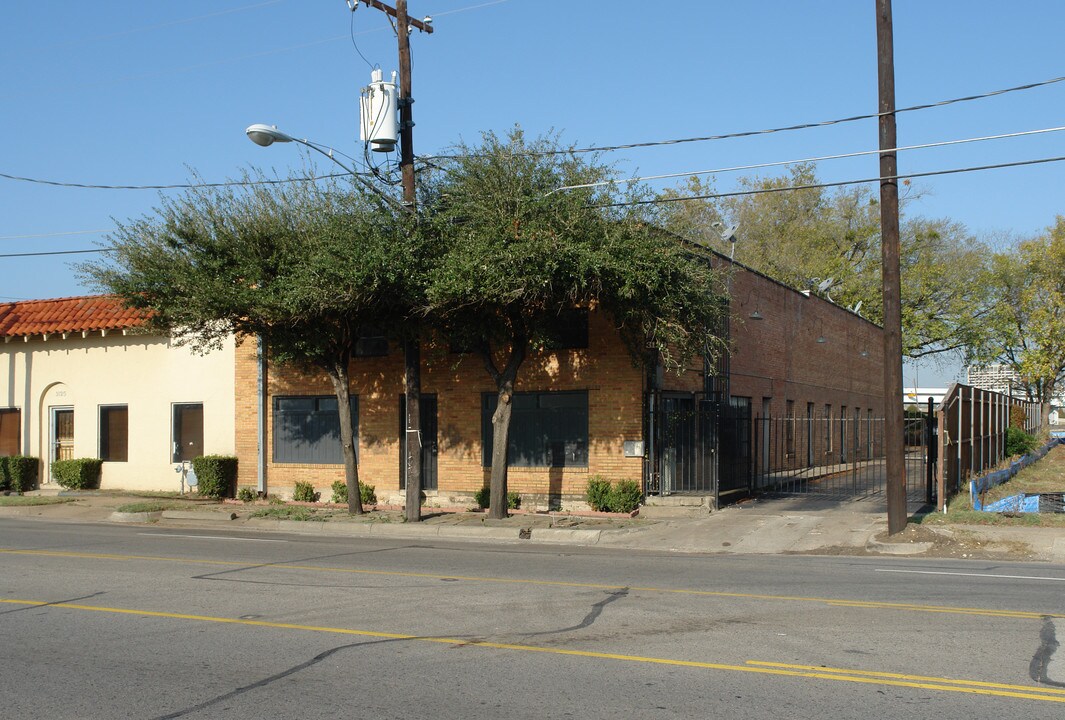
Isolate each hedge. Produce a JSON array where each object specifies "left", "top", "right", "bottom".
[
  {"left": 51, "top": 458, "right": 102, "bottom": 490},
  {"left": 1, "top": 456, "right": 39, "bottom": 494},
  {"left": 192, "top": 455, "right": 238, "bottom": 499}
]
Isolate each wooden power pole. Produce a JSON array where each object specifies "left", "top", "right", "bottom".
[
  {"left": 356, "top": 0, "right": 433, "bottom": 522},
  {"left": 876, "top": 0, "right": 907, "bottom": 535}
]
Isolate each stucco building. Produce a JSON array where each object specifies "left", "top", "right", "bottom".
[{"left": 0, "top": 296, "right": 235, "bottom": 491}]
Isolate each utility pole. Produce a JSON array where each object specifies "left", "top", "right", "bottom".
[
  {"left": 356, "top": 0, "right": 433, "bottom": 522},
  {"left": 876, "top": 0, "right": 907, "bottom": 535}
]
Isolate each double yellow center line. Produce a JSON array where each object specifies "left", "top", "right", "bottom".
[{"left": 3, "top": 597, "right": 1064, "bottom": 704}]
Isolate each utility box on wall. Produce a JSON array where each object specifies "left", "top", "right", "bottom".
[{"left": 624, "top": 440, "right": 645, "bottom": 458}]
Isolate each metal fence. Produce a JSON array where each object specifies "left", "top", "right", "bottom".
[
  {"left": 936, "top": 383, "right": 1041, "bottom": 509},
  {"left": 751, "top": 412, "right": 932, "bottom": 502}
]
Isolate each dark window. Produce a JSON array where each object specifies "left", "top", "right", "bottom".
[
  {"left": 274, "top": 395, "right": 358, "bottom": 464},
  {"left": 173, "top": 403, "right": 204, "bottom": 463},
  {"left": 0, "top": 408, "right": 20, "bottom": 456},
  {"left": 481, "top": 391, "right": 588, "bottom": 467},
  {"left": 99, "top": 405, "right": 128, "bottom": 462},
  {"left": 355, "top": 327, "right": 388, "bottom": 357},
  {"left": 543, "top": 308, "right": 589, "bottom": 350}
]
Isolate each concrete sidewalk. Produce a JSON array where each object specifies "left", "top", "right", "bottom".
[{"left": 2, "top": 490, "right": 1063, "bottom": 562}]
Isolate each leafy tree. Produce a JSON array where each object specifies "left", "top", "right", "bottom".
[
  {"left": 969, "top": 216, "right": 1065, "bottom": 425},
  {"left": 424, "top": 128, "right": 727, "bottom": 519},
  {"left": 84, "top": 172, "right": 417, "bottom": 514},
  {"left": 657, "top": 166, "right": 991, "bottom": 357}
]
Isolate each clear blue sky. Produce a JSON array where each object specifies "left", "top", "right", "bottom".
[{"left": 2, "top": 1, "right": 1063, "bottom": 386}]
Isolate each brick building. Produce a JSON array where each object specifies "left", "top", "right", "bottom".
[{"left": 235, "top": 256, "right": 885, "bottom": 508}]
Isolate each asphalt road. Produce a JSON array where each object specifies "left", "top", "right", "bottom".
[{"left": 1, "top": 518, "right": 1063, "bottom": 719}]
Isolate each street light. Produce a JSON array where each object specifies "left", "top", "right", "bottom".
[
  {"left": 244, "top": 123, "right": 404, "bottom": 211},
  {"left": 245, "top": 124, "right": 358, "bottom": 175}
]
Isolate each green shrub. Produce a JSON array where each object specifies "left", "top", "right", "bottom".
[
  {"left": 236, "top": 487, "right": 256, "bottom": 503},
  {"left": 585, "top": 477, "right": 643, "bottom": 513},
  {"left": 293, "top": 480, "right": 320, "bottom": 503},
  {"left": 362, "top": 483, "right": 377, "bottom": 506},
  {"left": 51, "top": 458, "right": 102, "bottom": 490},
  {"left": 4, "top": 455, "right": 38, "bottom": 494},
  {"left": 1006, "top": 426, "right": 1037, "bottom": 457},
  {"left": 474, "top": 486, "right": 521, "bottom": 510},
  {"left": 4, "top": 456, "right": 39, "bottom": 494},
  {"left": 606, "top": 480, "right": 643, "bottom": 513},
  {"left": 330, "top": 480, "right": 377, "bottom": 506},
  {"left": 585, "top": 476, "right": 612, "bottom": 512},
  {"left": 192, "top": 456, "right": 238, "bottom": 499}
]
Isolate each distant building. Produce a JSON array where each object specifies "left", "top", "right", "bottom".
[
  {"left": 966, "top": 364, "right": 1022, "bottom": 395},
  {"left": 903, "top": 387, "right": 948, "bottom": 408}
]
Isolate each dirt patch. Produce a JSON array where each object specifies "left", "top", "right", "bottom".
[{"left": 872, "top": 524, "right": 1040, "bottom": 561}]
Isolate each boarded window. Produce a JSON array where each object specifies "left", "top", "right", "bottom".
[
  {"left": 99, "top": 406, "right": 129, "bottom": 462},
  {"left": 0, "top": 408, "right": 19, "bottom": 456},
  {"left": 481, "top": 391, "right": 588, "bottom": 468},
  {"left": 274, "top": 396, "right": 358, "bottom": 464}
]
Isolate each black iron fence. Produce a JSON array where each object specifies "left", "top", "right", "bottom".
[{"left": 750, "top": 412, "right": 932, "bottom": 502}]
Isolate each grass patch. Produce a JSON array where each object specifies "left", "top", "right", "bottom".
[
  {"left": 0, "top": 496, "right": 76, "bottom": 507},
  {"left": 116, "top": 501, "right": 199, "bottom": 514},
  {"left": 249, "top": 506, "right": 327, "bottom": 522},
  {"left": 913, "top": 494, "right": 1065, "bottom": 528}
]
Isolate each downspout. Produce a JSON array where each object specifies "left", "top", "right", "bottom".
[{"left": 257, "top": 335, "right": 267, "bottom": 495}]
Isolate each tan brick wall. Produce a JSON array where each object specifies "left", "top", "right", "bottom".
[
  {"left": 234, "top": 310, "right": 646, "bottom": 499},
  {"left": 233, "top": 264, "right": 885, "bottom": 500}
]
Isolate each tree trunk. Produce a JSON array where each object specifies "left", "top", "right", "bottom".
[
  {"left": 484, "top": 333, "right": 526, "bottom": 520},
  {"left": 326, "top": 361, "right": 363, "bottom": 515},
  {"left": 404, "top": 337, "right": 422, "bottom": 522}
]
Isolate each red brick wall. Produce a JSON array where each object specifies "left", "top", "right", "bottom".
[{"left": 725, "top": 262, "right": 885, "bottom": 417}]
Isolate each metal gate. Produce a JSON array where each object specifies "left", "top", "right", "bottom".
[
  {"left": 752, "top": 409, "right": 932, "bottom": 502},
  {"left": 654, "top": 392, "right": 752, "bottom": 504}
]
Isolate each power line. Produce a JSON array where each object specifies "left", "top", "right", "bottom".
[
  {"left": 0, "top": 229, "right": 109, "bottom": 241},
  {"left": 9, "top": 73, "right": 1062, "bottom": 193},
  {"left": 554, "top": 125, "right": 1065, "bottom": 193},
  {"left": 0, "top": 170, "right": 352, "bottom": 191},
  {"left": 592, "top": 154, "right": 1065, "bottom": 208},
  {"left": 0, "top": 247, "right": 115, "bottom": 259},
  {"left": 424, "top": 74, "right": 1065, "bottom": 159},
  {"left": 8, "top": 155, "right": 1065, "bottom": 257}
]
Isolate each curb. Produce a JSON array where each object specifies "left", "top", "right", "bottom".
[
  {"left": 109, "top": 511, "right": 163, "bottom": 523},
  {"left": 866, "top": 537, "right": 932, "bottom": 555},
  {"left": 161, "top": 510, "right": 238, "bottom": 522},
  {"left": 530, "top": 528, "right": 602, "bottom": 545}
]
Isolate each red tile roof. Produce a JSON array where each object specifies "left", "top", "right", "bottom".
[{"left": 0, "top": 296, "right": 150, "bottom": 338}]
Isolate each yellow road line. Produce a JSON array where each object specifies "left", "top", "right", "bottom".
[
  {"left": 3, "top": 597, "right": 1063, "bottom": 704},
  {"left": 1, "top": 547, "right": 1061, "bottom": 621},
  {"left": 747, "top": 661, "right": 1065, "bottom": 696}
]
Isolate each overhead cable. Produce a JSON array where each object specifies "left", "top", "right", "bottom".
[
  {"left": 552, "top": 125, "right": 1065, "bottom": 192},
  {"left": 424, "top": 74, "right": 1065, "bottom": 159},
  {"left": 591, "top": 155, "right": 1065, "bottom": 208},
  {"left": 0, "top": 170, "right": 353, "bottom": 191}
]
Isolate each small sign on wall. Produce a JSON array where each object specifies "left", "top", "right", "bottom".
[{"left": 623, "top": 440, "right": 645, "bottom": 457}]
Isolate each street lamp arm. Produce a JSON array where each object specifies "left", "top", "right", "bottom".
[{"left": 245, "top": 124, "right": 407, "bottom": 213}]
